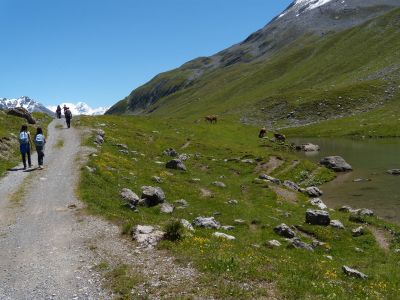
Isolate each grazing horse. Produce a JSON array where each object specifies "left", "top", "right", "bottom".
[
  {"left": 205, "top": 115, "right": 218, "bottom": 123},
  {"left": 258, "top": 128, "right": 267, "bottom": 138},
  {"left": 274, "top": 133, "right": 286, "bottom": 142}
]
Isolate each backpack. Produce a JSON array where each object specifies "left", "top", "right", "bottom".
[
  {"left": 19, "top": 132, "right": 29, "bottom": 144},
  {"left": 34, "top": 134, "right": 45, "bottom": 147},
  {"left": 65, "top": 110, "right": 72, "bottom": 118}
]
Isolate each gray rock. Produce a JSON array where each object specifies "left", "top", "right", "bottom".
[
  {"left": 119, "top": 149, "right": 129, "bottom": 154},
  {"left": 95, "top": 135, "right": 104, "bottom": 145},
  {"left": 330, "top": 220, "right": 345, "bottom": 229},
  {"left": 212, "top": 181, "right": 226, "bottom": 188},
  {"left": 387, "top": 169, "right": 400, "bottom": 175},
  {"left": 306, "top": 209, "right": 330, "bottom": 226},
  {"left": 227, "top": 199, "right": 238, "bottom": 205},
  {"left": 288, "top": 238, "right": 314, "bottom": 251},
  {"left": 166, "top": 159, "right": 187, "bottom": 171},
  {"left": 304, "top": 186, "right": 323, "bottom": 197},
  {"left": 259, "top": 174, "right": 281, "bottom": 184},
  {"left": 180, "top": 219, "right": 194, "bottom": 231},
  {"left": 163, "top": 148, "right": 178, "bottom": 157},
  {"left": 132, "top": 225, "right": 165, "bottom": 248},
  {"left": 325, "top": 255, "right": 333, "bottom": 260},
  {"left": 309, "top": 198, "right": 327, "bottom": 210},
  {"left": 299, "top": 143, "right": 320, "bottom": 152},
  {"left": 234, "top": 219, "right": 246, "bottom": 224},
  {"left": 120, "top": 188, "right": 140, "bottom": 206},
  {"left": 339, "top": 205, "right": 354, "bottom": 213},
  {"left": 141, "top": 186, "right": 166, "bottom": 207},
  {"left": 355, "top": 247, "right": 364, "bottom": 253},
  {"left": 7, "top": 107, "right": 36, "bottom": 124},
  {"left": 213, "top": 232, "right": 236, "bottom": 240},
  {"left": 190, "top": 178, "right": 201, "bottom": 182},
  {"left": 192, "top": 217, "right": 221, "bottom": 229},
  {"left": 274, "top": 223, "right": 296, "bottom": 238},
  {"left": 357, "top": 208, "right": 374, "bottom": 217},
  {"left": 178, "top": 153, "right": 189, "bottom": 161},
  {"left": 116, "top": 143, "right": 128, "bottom": 149},
  {"left": 320, "top": 156, "right": 352, "bottom": 172},
  {"left": 283, "top": 180, "right": 300, "bottom": 191},
  {"left": 96, "top": 129, "right": 105, "bottom": 137},
  {"left": 174, "top": 199, "right": 188, "bottom": 207},
  {"left": 151, "top": 176, "right": 162, "bottom": 183},
  {"left": 342, "top": 266, "right": 368, "bottom": 279},
  {"left": 241, "top": 159, "right": 255, "bottom": 164},
  {"left": 160, "top": 202, "right": 174, "bottom": 214},
  {"left": 221, "top": 225, "right": 235, "bottom": 231},
  {"left": 85, "top": 166, "right": 96, "bottom": 173},
  {"left": 352, "top": 226, "right": 364, "bottom": 237},
  {"left": 266, "top": 240, "right": 281, "bottom": 248}
]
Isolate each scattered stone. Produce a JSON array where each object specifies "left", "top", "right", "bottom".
[
  {"left": 180, "top": 219, "right": 194, "bottom": 231},
  {"left": 200, "top": 188, "right": 213, "bottom": 198},
  {"left": 85, "top": 166, "right": 96, "bottom": 173},
  {"left": 213, "top": 232, "right": 236, "bottom": 240},
  {"left": 116, "top": 143, "right": 128, "bottom": 150},
  {"left": 160, "top": 202, "right": 174, "bottom": 214},
  {"left": 192, "top": 217, "right": 221, "bottom": 229},
  {"left": 174, "top": 199, "right": 188, "bottom": 207},
  {"left": 342, "top": 266, "right": 368, "bottom": 279},
  {"left": 304, "top": 186, "right": 323, "bottom": 198},
  {"left": 119, "top": 149, "right": 129, "bottom": 154},
  {"left": 95, "top": 135, "right": 104, "bottom": 145},
  {"left": 357, "top": 208, "right": 374, "bottom": 217},
  {"left": 166, "top": 159, "right": 187, "bottom": 171},
  {"left": 227, "top": 199, "right": 238, "bottom": 205},
  {"left": 213, "top": 211, "right": 222, "bottom": 216},
  {"left": 132, "top": 225, "right": 165, "bottom": 248},
  {"left": 354, "top": 247, "right": 364, "bottom": 253},
  {"left": 96, "top": 129, "right": 105, "bottom": 137},
  {"left": 120, "top": 188, "right": 140, "bottom": 206},
  {"left": 178, "top": 153, "right": 189, "bottom": 161},
  {"left": 266, "top": 240, "right": 281, "bottom": 248},
  {"left": 221, "top": 225, "right": 235, "bottom": 231},
  {"left": 339, "top": 205, "right": 353, "bottom": 213},
  {"left": 141, "top": 186, "right": 166, "bottom": 207},
  {"left": 241, "top": 159, "right": 255, "bottom": 164},
  {"left": 320, "top": 156, "right": 352, "bottom": 172},
  {"left": 330, "top": 220, "right": 345, "bottom": 229},
  {"left": 387, "top": 169, "right": 400, "bottom": 175},
  {"left": 234, "top": 219, "right": 246, "bottom": 225},
  {"left": 309, "top": 198, "right": 327, "bottom": 210},
  {"left": 288, "top": 238, "right": 314, "bottom": 251},
  {"left": 283, "top": 180, "right": 300, "bottom": 191},
  {"left": 190, "top": 178, "right": 201, "bottom": 182},
  {"left": 163, "top": 148, "right": 178, "bottom": 157},
  {"left": 298, "top": 143, "right": 320, "bottom": 152},
  {"left": 212, "top": 181, "right": 226, "bottom": 188},
  {"left": 352, "top": 226, "right": 364, "bottom": 237},
  {"left": 274, "top": 223, "right": 296, "bottom": 238},
  {"left": 325, "top": 255, "right": 333, "bottom": 260},
  {"left": 353, "top": 178, "right": 371, "bottom": 182},
  {"left": 259, "top": 174, "right": 281, "bottom": 184},
  {"left": 306, "top": 209, "right": 330, "bottom": 226},
  {"left": 311, "top": 240, "right": 327, "bottom": 249},
  {"left": 151, "top": 176, "right": 162, "bottom": 183}
]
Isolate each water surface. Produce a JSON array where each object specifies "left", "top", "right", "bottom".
[{"left": 292, "top": 138, "right": 400, "bottom": 224}]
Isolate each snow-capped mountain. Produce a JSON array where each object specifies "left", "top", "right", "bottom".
[
  {"left": 47, "top": 102, "right": 109, "bottom": 116},
  {"left": 0, "top": 96, "right": 54, "bottom": 115}
]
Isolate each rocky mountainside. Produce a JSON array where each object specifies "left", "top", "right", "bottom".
[
  {"left": 106, "top": 0, "right": 400, "bottom": 127},
  {"left": 0, "top": 96, "right": 54, "bottom": 116}
]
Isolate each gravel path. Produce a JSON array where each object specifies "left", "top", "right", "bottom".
[
  {"left": 0, "top": 119, "right": 107, "bottom": 299},
  {"left": 0, "top": 119, "right": 200, "bottom": 300}
]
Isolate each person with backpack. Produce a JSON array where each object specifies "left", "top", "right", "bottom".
[
  {"left": 64, "top": 108, "right": 72, "bottom": 128},
  {"left": 33, "top": 127, "right": 46, "bottom": 169},
  {"left": 56, "top": 105, "right": 62, "bottom": 119},
  {"left": 19, "top": 125, "right": 32, "bottom": 170}
]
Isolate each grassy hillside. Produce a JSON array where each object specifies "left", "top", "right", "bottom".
[
  {"left": 0, "top": 111, "right": 52, "bottom": 176},
  {"left": 108, "top": 8, "right": 400, "bottom": 137},
  {"left": 77, "top": 115, "right": 400, "bottom": 299}
]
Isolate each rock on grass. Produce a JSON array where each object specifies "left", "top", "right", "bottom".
[
  {"left": 141, "top": 186, "right": 166, "bottom": 207},
  {"left": 213, "top": 232, "right": 236, "bottom": 240},
  {"left": 306, "top": 209, "right": 330, "bottom": 226},
  {"left": 192, "top": 217, "right": 221, "bottom": 229},
  {"left": 274, "top": 223, "right": 296, "bottom": 238},
  {"left": 342, "top": 266, "right": 368, "bottom": 279}
]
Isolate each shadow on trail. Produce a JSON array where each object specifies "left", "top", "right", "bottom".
[
  {"left": 23, "top": 168, "right": 39, "bottom": 173},
  {"left": 7, "top": 167, "right": 25, "bottom": 172}
]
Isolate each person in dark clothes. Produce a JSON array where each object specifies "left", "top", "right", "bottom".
[
  {"left": 33, "top": 127, "right": 46, "bottom": 169},
  {"left": 19, "top": 124, "right": 32, "bottom": 170},
  {"left": 64, "top": 108, "right": 72, "bottom": 128},
  {"left": 56, "top": 105, "right": 62, "bottom": 119}
]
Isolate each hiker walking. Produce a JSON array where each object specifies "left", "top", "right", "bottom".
[
  {"left": 56, "top": 105, "right": 62, "bottom": 119},
  {"left": 33, "top": 127, "right": 46, "bottom": 169},
  {"left": 64, "top": 107, "right": 72, "bottom": 128},
  {"left": 19, "top": 125, "right": 32, "bottom": 170}
]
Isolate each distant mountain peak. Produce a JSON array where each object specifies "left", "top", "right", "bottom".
[
  {"left": 47, "top": 102, "right": 109, "bottom": 116},
  {"left": 0, "top": 96, "right": 54, "bottom": 115}
]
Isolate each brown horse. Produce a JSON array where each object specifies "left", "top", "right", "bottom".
[
  {"left": 258, "top": 128, "right": 267, "bottom": 138},
  {"left": 205, "top": 115, "right": 218, "bottom": 123}
]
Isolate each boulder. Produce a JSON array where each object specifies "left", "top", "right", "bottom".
[
  {"left": 166, "top": 159, "right": 186, "bottom": 171},
  {"left": 7, "top": 107, "right": 36, "bottom": 124},
  {"left": 266, "top": 240, "right": 281, "bottom": 248},
  {"left": 320, "top": 156, "right": 352, "bottom": 172},
  {"left": 357, "top": 208, "right": 374, "bottom": 217},
  {"left": 180, "top": 219, "right": 194, "bottom": 231},
  {"left": 160, "top": 202, "right": 174, "bottom": 214},
  {"left": 387, "top": 169, "right": 400, "bottom": 175},
  {"left": 192, "top": 217, "right": 221, "bottom": 229},
  {"left": 213, "top": 232, "right": 236, "bottom": 240},
  {"left": 132, "top": 225, "right": 165, "bottom": 248},
  {"left": 352, "top": 226, "right": 364, "bottom": 237},
  {"left": 212, "top": 181, "right": 226, "bottom": 188},
  {"left": 259, "top": 174, "right": 281, "bottom": 184},
  {"left": 274, "top": 223, "right": 296, "bottom": 238},
  {"left": 304, "top": 186, "right": 323, "bottom": 198},
  {"left": 306, "top": 209, "right": 330, "bottom": 226},
  {"left": 141, "top": 186, "right": 166, "bottom": 207},
  {"left": 342, "top": 266, "right": 368, "bottom": 279},
  {"left": 95, "top": 135, "right": 104, "bottom": 145},
  {"left": 283, "top": 180, "right": 300, "bottom": 191},
  {"left": 330, "top": 220, "right": 345, "bottom": 229},
  {"left": 163, "top": 148, "right": 178, "bottom": 157},
  {"left": 288, "top": 238, "right": 314, "bottom": 251},
  {"left": 309, "top": 198, "right": 327, "bottom": 210},
  {"left": 120, "top": 188, "right": 140, "bottom": 206}
]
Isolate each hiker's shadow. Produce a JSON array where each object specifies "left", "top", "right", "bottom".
[
  {"left": 8, "top": 167, "right": 25, "bottom": 172},
  {"left": 23, "top": 168, "right": 39, "bottom": 172}
]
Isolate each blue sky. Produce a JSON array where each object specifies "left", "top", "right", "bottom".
[{"left": 0, "top": 0, "right": 292, "bottom": 107}]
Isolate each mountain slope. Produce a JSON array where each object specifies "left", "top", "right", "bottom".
[
  {"left": 0, "top": 96, "right": 54, "bottom": 116},
  {"left": 106, "top": 1, "right": 400, "bottom": 132}
]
